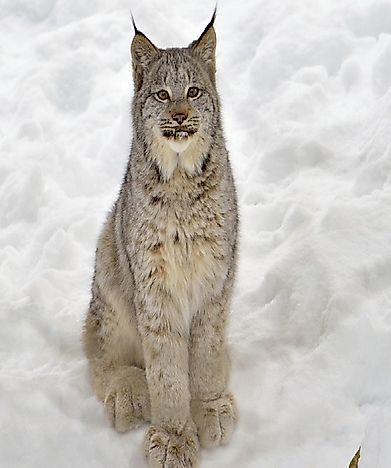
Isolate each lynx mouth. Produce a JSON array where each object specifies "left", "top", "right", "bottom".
[
  {"left": 175, "top": 130, "right": 189, "bottom": 140},
  {"left": 161, "top": 128, "right": 196, "bottom": 140}
]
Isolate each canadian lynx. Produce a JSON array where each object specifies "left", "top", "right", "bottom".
[{"left": 83, "top": 11, "right": 238, "bottom": 467}]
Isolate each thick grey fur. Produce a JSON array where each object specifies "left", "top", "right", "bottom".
[{"left": 83, "top": 13, "right": 238, "bottom": 468}]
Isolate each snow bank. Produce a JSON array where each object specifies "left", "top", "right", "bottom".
[{"left": 1, "top": 0, "right": 391, "bottom": 467}]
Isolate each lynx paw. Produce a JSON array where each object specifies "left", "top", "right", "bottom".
[
  {"left": 191, "top": 392, "right": 237, "bottom": 448},
  {"left": 104, "top": 366, "right": 150, "bottom": 432},
  {"left": 144, "top": 421, "right": 200, "bottom": 468}
]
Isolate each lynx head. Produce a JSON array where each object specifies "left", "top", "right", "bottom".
[{"left": 131, "top": 12, "right": 220, "bottom": 179}]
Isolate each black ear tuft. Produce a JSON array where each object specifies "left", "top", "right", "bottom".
[
  {"left": 190, "top": 9, "right": 217, "bottom": 82},
  {"left": 130, "top": 22, "right": 159, "bottom": 91},
  {"left": 131, "top": 14, "right": 138, "bottom": 34},
  {"left": 197, "top": 6, "right": 217, "bottom": 45}
]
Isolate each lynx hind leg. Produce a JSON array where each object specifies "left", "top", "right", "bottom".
[
  {"left": 104, "top": 365, "right": 151, "bottom": 432},
  {"left": 83, "top": 302, "right": 151, "bottom": 432}
]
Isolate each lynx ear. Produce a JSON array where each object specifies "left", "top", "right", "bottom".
[
  {"left": 190, "top": 9, "right": 217, "bottom": 81},
  {"left": 131, "top": 21, "right": 159, "bottom": 91}
]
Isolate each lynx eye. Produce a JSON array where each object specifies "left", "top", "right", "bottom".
[
  {"left": 187, "top": 87, "right": 201, "bottom": 99},
  {"left": 156, "top": 90, "right": 170, "bottom": 102}
]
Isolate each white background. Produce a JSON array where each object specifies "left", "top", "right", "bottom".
[{"left": 1, "top": 0, "right": 391, "bottom": 467}]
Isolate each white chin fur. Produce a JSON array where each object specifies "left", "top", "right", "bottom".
[{"left": 167, "top": 138, "right": 191, "bottom": 154}]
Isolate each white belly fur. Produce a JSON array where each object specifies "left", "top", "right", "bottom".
[{"left": 150, "top": 213, "right": 226, "bottom": 331}]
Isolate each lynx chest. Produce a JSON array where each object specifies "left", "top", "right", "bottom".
[{"left": 135, "top": 196, "right": 228, "bottom": 318}]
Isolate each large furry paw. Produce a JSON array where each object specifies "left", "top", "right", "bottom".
[
  {"left": 144, "top": 421, "right": 200, "bottom": 468},
  {"left": 191, "top": 392, "right": 237, "bottom": 448},
  {"left": 104, "top": 366, "right": 150, "bottom": 432}
]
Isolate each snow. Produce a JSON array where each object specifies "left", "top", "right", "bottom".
[{"left": 1, "top": 0, "right": 391, "bottom": 467}]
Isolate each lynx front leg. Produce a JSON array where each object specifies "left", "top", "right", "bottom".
[
  {"left": 140, "top": 305, "right": 199, "bottom": 467},
  {"left": 189, "top": 289, "right": 237, "bottom": 448}
]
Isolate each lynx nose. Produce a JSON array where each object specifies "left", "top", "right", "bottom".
[{"left": 172, "top": 113, "right": 188, "bottom": 125}]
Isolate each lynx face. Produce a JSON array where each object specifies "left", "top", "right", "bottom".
[
  {"left": 141, "top": 50, "right": 216, "bottom": 154},
  {"left": 131, "top": 21, "right": 218, "bottom": 177}
]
